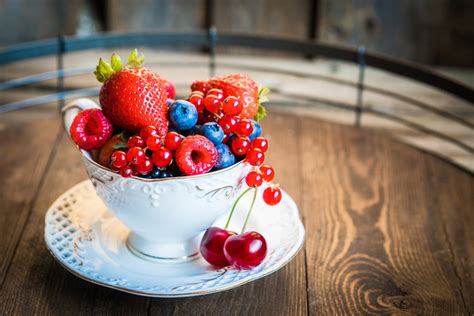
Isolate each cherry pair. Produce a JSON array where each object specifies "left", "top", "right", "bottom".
[{"left": 200, "top": 227, "right": 267, "bottom": 269}]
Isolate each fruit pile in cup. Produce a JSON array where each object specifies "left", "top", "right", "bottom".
[{"left": 69, "top": 49, "right": 282, "bottom": 269}]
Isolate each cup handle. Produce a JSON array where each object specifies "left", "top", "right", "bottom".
[{"left": 62, "top": 98, "right": 101, "bottom": 137}]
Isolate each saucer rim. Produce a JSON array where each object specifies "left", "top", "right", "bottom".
[{"left": 44, "top": 180, "right": 305, "bottom": 298}]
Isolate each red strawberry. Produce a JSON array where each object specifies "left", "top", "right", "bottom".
[
  {"left": 95, "top": 50, "right": 168, "bottom": 136},
  {"left": 163, "top": 79, "right": 176, "bottom": 99},
  {"left": 191, "top": 80, "right": 211, "bottom": 94},
  {"left": 191, "top": 74, "right": 261, "bottom": 119}
]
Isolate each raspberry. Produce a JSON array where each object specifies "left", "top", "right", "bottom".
[
  {"left": 175, "top": 135, "right": 218, "bottom": 175},
  {"left": 69, "top": 109, "right": 113, "bottom": 151}
]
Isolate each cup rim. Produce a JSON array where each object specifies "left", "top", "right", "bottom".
[{"left": 80, "top": 148, "right": 246, "bottom": 182}]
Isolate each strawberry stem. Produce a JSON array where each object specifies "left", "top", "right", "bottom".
[
  {"left": 224, "top": 186, "right": 252, "bottom": 230},
  {"left": 241, "top": 187, "right": 258, "bottom": 234}
]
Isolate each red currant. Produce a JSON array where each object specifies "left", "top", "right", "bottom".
[
  {"left": 139, "top": 126, "right": 158, "bottom": 142},
  {"left": 206, "top": 88, "right": 224, "bottom": 101},
  {"left": 245, "top": 171, "right": 263, "bottom": 187},
  {"left": 222, "top": 96, "right": 242, "bottom": 116},
  {"left": 189, "top": 93, "right": 204, "bottom": 113},
  {"left": 222, "top": 134, "right": 229, "bottom": 144},
  {"left": 219, "top": 115, "right": 238, "bottom": 134},
  {"left": 251, "top": 137, "right": 269, "bottom": 152},
  {"left": 146, "top": 134, "right": 162, "bottom": 151},
  {"left": 110, "top": 150, "right": 127, "bottom": 169},
  {"left": 135, "top": 157, "right": 153, "bottom": 175},
  {"left": 234, "top": 119, "right": 253, "bottom": 137},
  {"left": 246, "top": 148, "right": 265, "bottom": 166},
  {"left": 263, "top": 186, "right": 282, "bottom": 205},
  {"left": 164, "top": 132, "right": 182, "bottom": 151},
  {"left": 152, "top": 147, "right": 173, "bottom": 167},
  {"left": 203, "top": 95, "right": 221, "bottom": 113},
  {"left": 119, "top": 166, "right": 133, "bottom": 177},
  {"left": 259, "top": 165, "right": 275, "bottom": 182},
  {"left": 127, "top": 135, "right": 145, "bottom": 148},
  {"left": 231, "top": 137, "right": 251, "bottom": 156},
  {"left": 126, "top": 147, "right": 146, "bottom": 165}
]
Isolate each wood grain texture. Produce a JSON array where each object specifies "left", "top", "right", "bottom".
[
  {"left": 0, "top": 107, "right": 472, "bottom": 315},
  {"left": 0, "top": 106, "right": 62, "bottom": 285},
  {"left": 297, "top": 112, "right": 472, "bottom": 314}
]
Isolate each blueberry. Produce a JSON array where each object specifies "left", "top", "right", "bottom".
[
  {"left": 160, "top": 170, "right": 173, "bottom": 178},
  {"left": 201, "top": 122, "right": 224, "bottom": 145},
  {"left": 169, "top": 100, "right": 198, "bottom": 130},
  {"left": 167, "top": 98, "right": 175, "bottom": 108},
  {"left": 150, "top": 168, "right": 162, "bottom": 179},
  {"left": 214, "top": 144, "right": 236, "bottom": 170},
  {"left": 248, "top": 120, "right": 262, "bottom": 141}
]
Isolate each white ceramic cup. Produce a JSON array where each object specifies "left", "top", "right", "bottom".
[{"left": 63, "top": 98, "right": 251, "bottom": 261}]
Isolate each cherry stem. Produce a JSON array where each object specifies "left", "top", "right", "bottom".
[
  {"left": 241, "top": 187, "right": 258, "bottom": 234},
  {"left": 224, "top": 186, "right": 252, "bottom": 230}
]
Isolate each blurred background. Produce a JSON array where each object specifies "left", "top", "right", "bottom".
[
  {"left": 1, "top": 0, "right": 473, "bottom": 66},
  {"left": 0, "top": 0, "right": 473, "bottom": 171}
]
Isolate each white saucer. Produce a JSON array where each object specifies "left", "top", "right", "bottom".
[{"left": 44, "top": 180, "right": 305, "bottom": 297}]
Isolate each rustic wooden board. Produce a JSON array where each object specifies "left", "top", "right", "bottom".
[
  {"left": 0, "top": 107, "right": 472, "bottom": 315},
  {"left": 298, "top": 113, "right": 472, "bottom": 314}
]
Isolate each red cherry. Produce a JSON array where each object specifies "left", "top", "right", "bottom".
[
  {"left": 203, "top": 95, "right": 221, "bottom": 113},
  {"left": 127, "top": 135, "right": 145, "bottom": 148},
  {"left": 246, "top": 148, "right": 265, "bottom": 166},
  {"left": 223, "top": 232, "right": 268, "bottom": 269},
  {"left": 126, "top": 147, "right": 146, "bottom": 165},
  {"left": 219, "top": 115, "right": 238, "bottom": 134},
  {"left": 234, "top": 119, "right": 253, "bottom": 137},
  {"left": 164, "top": 132, "right": 182, "bottom": 151},
  {"left": 259, "top": 165, "right": 275, "bottom": 182},
  {"left": 231, "top": 137, "right": 251, "bottom": 156},
  {"left": 110, "top": 150, "right": 127, "bottom": 169},
  {"left": 222, "top": 96, "right": 242, "bottom": 116},
  {"left": 119, "top": 166, "right": 133, "bottom": 177},
  {"left": 263, "top": 186, "right": 282, "bottom": 205},
  {"left": 135, "top": 157, "right": 153, "bottom": 175},
  {"left": 146, "top": 134, "right": 162, "bottom": 151},
  {"left": 189, "top": 94, "right": 205, "bottom": 113},
  {"left": 206, "top": 88, "right": 224, "bottom": 101},
  {"left": 152, "top": 147, "right": 173, "bottom": 167},
  {"left": 245, "top": 171, "right": 263, "bottom": 187},
  {"left": 139, "top": 126, "right": 158, "bottom": 142},
  {"left": 200, "top": 227, "right": 236, "bottom": 268},
  {"left": 251, "top": 137, "right": 269, "bottom": 152}
]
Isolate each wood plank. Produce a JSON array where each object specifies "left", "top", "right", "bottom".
[
  {"left": 148, "top": 111, "right": 308, "bottom": 315},
  {"left": 0, "top": 128, "right": 152, "bottom": 315},
  {"left": 298, "top": 115, "right": 471, "bottom": 314},
  {"left": 425, "top": 156, "right": 474, "bottom": 313},
  {"left": 0, "top": 105, "right": 62, "bottom": 285}
]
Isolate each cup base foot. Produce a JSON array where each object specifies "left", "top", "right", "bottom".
[{"left": 126, "top": 236, "right": 200, "bottom": 263}]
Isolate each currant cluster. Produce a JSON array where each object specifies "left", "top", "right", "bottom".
[{"left": 109, "top": 126, "right": 182, "bottom": 178}]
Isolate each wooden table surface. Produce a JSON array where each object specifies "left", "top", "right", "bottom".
[{"left": 0, "top": 105, "right": 472, "bottom": 315}]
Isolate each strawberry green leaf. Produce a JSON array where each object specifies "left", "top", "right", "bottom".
[
  {"left": 127, "top": 48, "right": 145, "bottom": 68},
  {"left": 110, "top": 53, "right": 123, "bottom": 71},
  {"left": 94, "top": 58, "right": 115, "bottom": 83},
  {"left": 254, "top": 103, "right": 267, "bottom": 122}
]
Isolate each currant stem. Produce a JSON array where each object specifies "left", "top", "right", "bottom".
[
  {"left": 224, "top": 186, "right": 252, "bottom": 230},
  {"left": 241, "top": 187, "right": 258, "bottom": 234}
]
